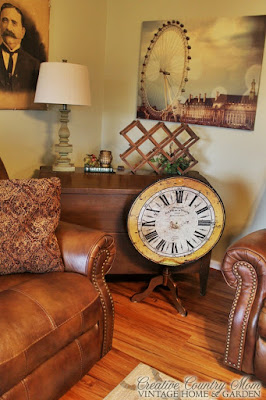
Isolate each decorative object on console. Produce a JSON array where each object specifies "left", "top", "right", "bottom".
[
  {"left": 84, "top": 166, "right": 114, "bottom": 173},
  {"left": 99, "top": 150, "right": 113, "bottom": 168},
  {"left": 84, "top": 151, "right": 114, "bottom": 173},
  {"left": 34, "top": 60, "right": 91, "bottom": 172},
  {"left": 151, "top": 144, "right": 191, "bottom": 175},
  {"left": 120, "top": 120, "right": 198, "bottom": 174},
  {"left": 128, "top": 175, "right": 225, "bottom": 315},
  {"left": 84, "top": 153, "right": 100, "bottom": 168}
]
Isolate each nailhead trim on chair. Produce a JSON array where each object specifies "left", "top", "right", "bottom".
[
  {"left": 91, "top": 249, "right": 115, "bottom": 356},
  {"left": 224, "top": 261, "right": 257, "bottom": 370}
]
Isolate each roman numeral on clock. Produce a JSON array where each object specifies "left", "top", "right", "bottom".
[
  {"left": 194, "top": 230, "right": 206, "bottom": 239},
  {"left": 159, "top": 194, "right": 170, "bottom": 206},
  {"left": 198, "top": 220, "right": 211, "bottom": 226},
  {"left": 156, "top": 239, "right": 166, "bottom": 252},
  {"left": 196, "top": 206, "right": 208, "bottom": 215},
  {"left": 187, "top": 240, "right": 194, "bottom": 249},
  {"left": 142, "top": 220, "right": 156, "bottom": 227},
  {"left": 171, "top": 243, "right": 178, "bottom": 254},
  {"left": 146, "top": 207, "right": 160, "bottom": 214},
  {"left": 144, "top": 230, "right": 158, "bottom": 243},
  {"left": 175, "top": 190, "right": 184, "bottom": 203},
  {"left": 189, "top": 195, "right": 198, "bottom": 207}
]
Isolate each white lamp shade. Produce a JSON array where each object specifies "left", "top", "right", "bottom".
[{"left": 34, "top": 62, "right": 91, "bottom": 106}]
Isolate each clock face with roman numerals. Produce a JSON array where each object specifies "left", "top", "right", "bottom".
[{"left": 128, "top": 176, "right": 225, "bottom": 265}]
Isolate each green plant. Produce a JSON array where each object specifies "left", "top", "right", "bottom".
[{"left": 151, "top": 153, "right": 191, "bottom": 175}]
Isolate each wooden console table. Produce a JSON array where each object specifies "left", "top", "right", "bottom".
[
  {"left": 39, "top": 167, "right": 211, "bottom": 284},
  {"left": 39, "top": 167, "right": 164, "bottom": 274}
]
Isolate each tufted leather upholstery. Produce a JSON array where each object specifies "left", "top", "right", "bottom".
[
  {"left": 221, "top": 229, "right": 266, "bottom": 383},
  {"left": 0, "top": 159, "right": 116, "bottom": 399}
]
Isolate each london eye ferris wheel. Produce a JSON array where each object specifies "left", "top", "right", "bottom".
[{"left": 139, "top": 20, "right": 191, "bottom": 121}]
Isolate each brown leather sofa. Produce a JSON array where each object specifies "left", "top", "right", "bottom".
[
  {"left": 221, "top": 229, "right": 266, "bottom": 383},
  {"left": 0, "top": 159, "right": 116, "bottom": 400}
]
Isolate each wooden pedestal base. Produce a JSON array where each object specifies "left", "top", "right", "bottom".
[
  {"left": 131, "top": 267, "right": 187, "bottom": 316},
  {"left": 130, "top": 251, "right": 211, "bottom": 316}
]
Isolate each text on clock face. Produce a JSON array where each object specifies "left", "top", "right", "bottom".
[{"left": 138, "top": 187, "right": 215, "bottom": 257}]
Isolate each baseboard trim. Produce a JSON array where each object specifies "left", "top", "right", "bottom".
[{"left": 210, "top": 260, "right": 221, "bottom": 270}]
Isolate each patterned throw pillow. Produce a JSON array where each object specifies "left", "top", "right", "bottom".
[{"left": 0, "top": 178, "right": 64, "bottom": 275}]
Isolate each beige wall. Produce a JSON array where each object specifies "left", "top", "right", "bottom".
[
  {"left": 0, "top": 0, "right": 265, "bottom": 263},
  {"left": 0, "top": 0, "right": 107, "bottom": 178},
  {"left": 102, "top": 0, "right": 266, "bottom": 262}
]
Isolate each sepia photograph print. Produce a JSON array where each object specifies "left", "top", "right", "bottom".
[
  {"left": 137, "top": 16, "right": 266, "bottom": 130},
  {"left": 0, "top": 0, "right": 49, "bottom": 109}
]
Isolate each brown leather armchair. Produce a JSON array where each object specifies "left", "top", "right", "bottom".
[
  {"left": 0, "top": 159, "right": 116, "bottom": 400},
  {"left": 221, "top": 229, "right": 266, "bottom": 383}
]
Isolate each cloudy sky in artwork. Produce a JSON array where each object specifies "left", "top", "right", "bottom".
[{"left": 138, "top": 15, "right": 265, "bottom": 108}]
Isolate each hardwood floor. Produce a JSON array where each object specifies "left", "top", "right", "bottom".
[{"left": 62, "top": 269, "right": 266, "bottom": 399}]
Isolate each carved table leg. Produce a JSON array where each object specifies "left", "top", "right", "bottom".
[
  {"left": 131, "top": 267, "right": 187, "bottom": 316},
  {"left": 131, "top": 275, "right": 163, "bottom": 303},
  {"left": 167, "top": 274, "right": 187, "bottom": 316}
]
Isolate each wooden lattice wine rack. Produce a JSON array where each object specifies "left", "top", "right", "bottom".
[{"left": 119, "top": 120, "right": 199, "bottom": 174}]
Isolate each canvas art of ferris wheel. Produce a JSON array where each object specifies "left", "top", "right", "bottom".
[{"left": 139, "top": 20, "right": 191, "bottom": 122}]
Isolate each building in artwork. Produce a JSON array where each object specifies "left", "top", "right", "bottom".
[
  {"left": 181, "top": 79, "right": 257, "bottom": 130},
  {"left": 137, "top": 80, "right": 258, "bottom": 130}
]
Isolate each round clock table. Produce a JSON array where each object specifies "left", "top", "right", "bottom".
[{"left": 127, "top": 174, "right": 225, "bottom": 316}]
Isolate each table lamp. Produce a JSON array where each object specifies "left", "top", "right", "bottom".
[{"left": 34, "top": 61, "right": 91, "bottom": 172}]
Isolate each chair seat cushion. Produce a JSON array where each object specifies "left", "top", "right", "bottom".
[{"left": 0, "top": 272, "right": 102, "bottom": 396}]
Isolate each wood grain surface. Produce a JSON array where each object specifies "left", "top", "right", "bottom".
[{"left": 61, "top": 269, "right": 266, "bottom": 399}]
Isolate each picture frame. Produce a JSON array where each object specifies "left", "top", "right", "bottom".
[
  {"left": 137, "top": 16, "right": 266, "bottom": 130},
  {"left": 0, "top": 0, "right": 49, "bottom": 110}
]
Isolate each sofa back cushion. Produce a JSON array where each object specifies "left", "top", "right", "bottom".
[{"left": 0, "top": 178, "right": 64, "bottom": 275}]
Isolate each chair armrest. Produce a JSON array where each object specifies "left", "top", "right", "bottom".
[
  {"left": 56, "top": 221, "right": 116, "bottom": 277},
  {"left": 55, "top": 221, "right": 116, "bottom": 354},
  {"left": 221, "top": 229, "right": 266, "bottom": 374},
  {"left": 56, "top": 221, "right": 115, "bottom": 280},
  {"left": 222, "top": 229, "right": 266, "bottom": 288}
]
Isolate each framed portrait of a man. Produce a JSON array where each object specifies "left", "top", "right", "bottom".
[{"left": 0, "top": 0, "right": 49, "bottom": 109}]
